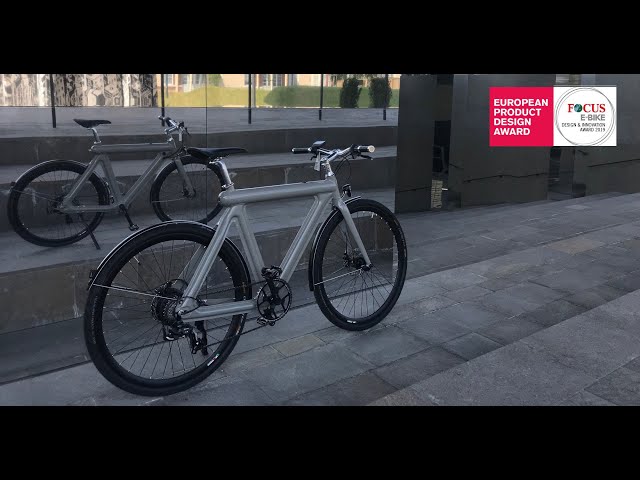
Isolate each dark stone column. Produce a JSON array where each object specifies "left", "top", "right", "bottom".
[
  {"left": 575, "top": 74, "right": 640, "bottom": 195},
  {"left": 394, "top": 75, "right": 436, "bottom": 213}
]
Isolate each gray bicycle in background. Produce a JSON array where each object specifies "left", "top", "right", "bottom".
[
  {"left": 7, "top": 116, "right": 229, "bottom": 249},
  {"left": 84, "top": 140, "right": 408, "bottom": 396}
]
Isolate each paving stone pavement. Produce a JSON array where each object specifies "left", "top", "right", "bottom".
[{"left": 4, "top": 192, "right": 640, "bottom": 404}]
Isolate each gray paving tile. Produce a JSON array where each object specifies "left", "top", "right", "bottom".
[
  {"left": 478, "top": 277, "right": 518, "bottom": 292},
  {"left": 397, "top": 311, "right": 471, "bottom": 344},
  {"left": 443, "top": 285, "right": 492, "bottom": 302},
  {"left": 219, "top": 345, "right": 284, "bottom": 376},
  {"left": 477, "top": 290, "right": 540, "bottom": 317},
  {"left": 585, "top": 367, "right": 640, "bottom": 406},
  {"left": 466, "top": 259, "right": 532, "bottom": 280},
  {"left": 531, "top": 269, "right": 606, "bottom": 294},
  {"left": 240, "top": 342, "right": 374, "bottom": 403},
  {"left": 338, "top": 325, "right": 430, "bottom": 366},
  {"left": 159, "top": 375, "right": 275, "bottom": 406},
  {"left": 501, "top": 282, "right": 566, "bottom": 305},
  {"left": 410, "top": 341, "right": 597, "bottom": 406},
  {"left": 563, "top": 285, "right": 626, "bottom": 310},
  {"left": 368, "top": 388, "right": 434, "bottom": 406},
  {"left": 557, "top": 390, "right": 616, "bottom": 406},
  {"left": 314, "top": 325, "right": 361, "bottom": 344},
  {"left": 383, "top": 302, "right": 426, "bottom": 324},
  {"left": 582, "top": 244, "right": 640, "bottom": 265},
  {"left": 547, "top": 236, "right": 605, "bottom": 254},
  {"left": 273, "top": 334, "right": 325, "bottom": 357},
  {"left": 442, "top": 333, "right": 503, "bottom": 361},
  {"left": 374, "top": 347, "right": 465, "bottom": 389},
  {"left": 623, "top": 356, "right": 640, "bottom": 374},
  {"left": 582, "top": 227, "right": 635, "bottom": 245},
  {"left": 479, "top": 317, "right": 545, "bottom": 345},
  {"left": 436, "top": 301, "right": 507, "bottom": 330},
  {"left": 284, "top": 372, "right": 396, "bottom": 406},
  {"left": 587, "top": 296, "right": 640, "bottom": 340},
  {"left": 0, "top": 362, "right": 117, "bottom": 406},
  {"left": 395, "top": 279, "right": 448, "bottom": 307},
  {"left": 417, "top": 268, "right": 488, "bottom": 291},
  {"left": 521, "top": 311, "right": 640, "bottom": 378},
  {"left": 519, "top": 299, "right": 587, "bottom": 328},
  {"left": 408, "top": 295, "right": 458, "bottom": 315},
  {"left": 606, "top": 271, "right": 640, "bottom": 293}
]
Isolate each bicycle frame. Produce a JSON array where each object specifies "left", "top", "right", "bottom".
[
  {"left": 58, "top": 140, "right": 194, "bottom": 213},
  {"left": 177, "top": 174, "right": 372, "bottom": 323}
]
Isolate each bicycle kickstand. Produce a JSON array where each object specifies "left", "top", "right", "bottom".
[
  {"left": 78, "top": 213, "right": 101, "bottom": 250},
  {"left": 119, "top": 205, "right": 139, "bottom": 232}
]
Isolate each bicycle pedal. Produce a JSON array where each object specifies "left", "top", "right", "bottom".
[{"left": 129, "top": 224, "right": 139, "bottom": 231}]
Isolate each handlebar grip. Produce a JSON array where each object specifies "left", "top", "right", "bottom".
[
  {"left": 291, "top": 147, "right": 311, "bottom": 154},
  {"left": 356, "top": 145, "right": 375, "bottom": 153}
]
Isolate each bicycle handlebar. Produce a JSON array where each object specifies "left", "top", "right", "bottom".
[
  {"left": 291, "top": 144, "right": 375, "bottom": 157},
  {"left": 291, "top": 147, "right": 312, "bottom": 154},
  {"left": 158, "top": 116, "right": 189, "bottom": 140}
]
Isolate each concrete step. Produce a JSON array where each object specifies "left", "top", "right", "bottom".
[
  {"left": 0, "top": 147, "right": 398, "bottom": 233},
  {"left": 0, "top": 122, "right": 397, "bottom": 165}
]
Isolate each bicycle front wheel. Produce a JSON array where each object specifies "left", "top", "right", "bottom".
[
  {"left": 150, "top": 156, "right": 224, "bottom": 224},
  {"left": 311, "top": 199, "right": 407, "bottom": 331},
  {"left": 7, "top": 160, "right": 110, "bottom": 247},
  {"left": 84, "top": 222, "right": 252, "bottom": 397}
]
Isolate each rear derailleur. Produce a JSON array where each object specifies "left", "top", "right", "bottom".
[{"left": 162, "top": 320, "right": 209, "bottom": 356}]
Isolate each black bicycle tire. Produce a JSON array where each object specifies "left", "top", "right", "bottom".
[
  {"left": 312, "top": 198, "right": 407, "bottom": 331},
  {"left": 7, "top": 160, "right": 109, "bottom": 247},
  {"left": 150, "top": 155, "right": 224, "bottom": 224},
  {"left": 84, "top": 222, "right": 252, "bottom": 397}
]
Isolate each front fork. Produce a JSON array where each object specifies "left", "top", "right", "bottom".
[{"left": 333, "top": 194, "right": 372, "bottom": 267}]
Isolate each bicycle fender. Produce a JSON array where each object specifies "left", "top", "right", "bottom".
[
  {"left": 11, "top": 160, "right": 91, "bottom": 189},
  {"left": 307, "top": 196, "right": 362, "bottom": 292},
  {"left": 86, "top": 220, "right": 248, "bottom": 291}
]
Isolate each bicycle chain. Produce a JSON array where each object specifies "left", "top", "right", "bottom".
[{"left": 173, "top": 278, "right": 288, "bottom": 351}]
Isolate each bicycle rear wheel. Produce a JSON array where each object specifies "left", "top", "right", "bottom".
[
  {"left": 311, "top": 199, "right": 407, "bottom": 331},
  {"left": 7, "top": 160, "right": 109, "bottom": 247},
  {"left": 150, "top": 156, "right": 224, "bottom": 224},
  {"left": 84, "top": 222, "right": 252, "bottom": 397}
]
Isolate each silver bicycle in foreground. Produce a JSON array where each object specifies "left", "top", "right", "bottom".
[{"left": 84, "top": 140, "right": 407, "bottom": 396}]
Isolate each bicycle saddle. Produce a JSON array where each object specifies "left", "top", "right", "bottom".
[
  {"left": 187, "top": 147, "right": 247, "bottom": 160},
  {"left": 74, "top": 119, "right": 112, "bottom": 128}
]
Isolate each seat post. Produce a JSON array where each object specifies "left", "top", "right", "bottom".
[
  {"left": 90, "top": 127, "right": 101, "bottom": 144},
  {"left": 213, "top": 159, "right": 234, "bottom": 190}
]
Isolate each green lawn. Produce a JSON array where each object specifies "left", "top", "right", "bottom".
[{"left": 164, "top": 85, "right": 399, "bottom": 108}]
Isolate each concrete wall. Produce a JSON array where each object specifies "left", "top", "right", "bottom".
[
  {"left": 448, "top": 74, "right": 557, "bottom": 207},
  {"left": 0, "top": 126, "right": 397, "bottom": 166}
]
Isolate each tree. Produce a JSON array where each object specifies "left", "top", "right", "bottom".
[
  {"left": 330, "top": 74, "right": 390, "bottom": 108},
  {"left": 331, "top": 74, "right": 367, "bottom": 108},
  {"left": 368, "top": 76, "right": 391, "bottom": 108},
  {"left": 207, "top": 74, "right": 222, "bottom": 86}
]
